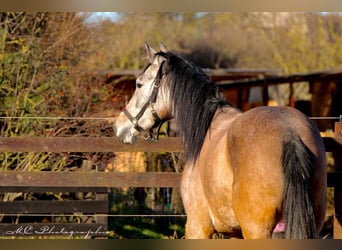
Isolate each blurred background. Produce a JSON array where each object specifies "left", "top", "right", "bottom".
[{"left": 0, "top": 12, "right": 341, "bottom": 238}]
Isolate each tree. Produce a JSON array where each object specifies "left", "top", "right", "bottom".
[{"left": 0, "top": 12, "right": 101, "bottom": 187}]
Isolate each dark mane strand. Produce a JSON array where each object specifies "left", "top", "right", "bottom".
[{"left": 163, "top": 51, "right": 230, "bottom": 162}]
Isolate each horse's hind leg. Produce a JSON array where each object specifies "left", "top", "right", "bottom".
[
  {"left": 232, "top": 169, "right": 283, "bottom": 239},
  {"left": 233, "top": 195, "right": 277, "bottom": 238},
  {"left": 232, "top": 186, "right": 280, "bottom": 239},
  {"left": 237, "top": 217, "right": 275, "bottom": 239}
]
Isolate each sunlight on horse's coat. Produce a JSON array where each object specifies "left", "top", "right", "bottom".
[{"left": 113, "top": 43, "right": 327, "bottom": 239}]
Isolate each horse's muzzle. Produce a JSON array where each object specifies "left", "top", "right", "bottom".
[{"left": 113, "top": 118, "right": 137, "bottom": 144}]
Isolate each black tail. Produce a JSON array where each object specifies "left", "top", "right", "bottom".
[{"left": 282, "top": 133, "right": 317, "bottom": 239}]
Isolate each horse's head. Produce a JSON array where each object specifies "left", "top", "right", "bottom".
[{"left": 113, "top": 43, "right": 172, "bottom": 143}]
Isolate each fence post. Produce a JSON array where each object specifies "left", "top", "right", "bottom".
[
  {"left": 82, "top": 159, "right": 109, "bottom": 238},
  {"left": 334, "top": 121, "right": 342, "bottom": 239}
]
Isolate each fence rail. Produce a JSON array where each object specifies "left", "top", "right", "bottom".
[
  {"left": 0, "top": 172, "right": 182, "bottom": 191},
  {"left": 0, "top": 136, "right": 340, "bottom": 152},
  {"left": 0, "top": 135, "right": 341, "bottom": 238},
  {"left": 0, "top": 137, "right": 183, "bottom": 153}
]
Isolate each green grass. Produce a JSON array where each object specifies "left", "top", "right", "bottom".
[{"left": 108, "top": 215, "right": 185, "bottom": 239}]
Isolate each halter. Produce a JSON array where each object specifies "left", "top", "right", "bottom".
[{"left": 122, "top": 59, "right": 166, "bottom": 141}]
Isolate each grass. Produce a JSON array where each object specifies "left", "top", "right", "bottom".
[
  {"left": 108, "top": 215, "right": 185, "bottom": 239},
  {"left": 107, "top": 188, "right": 185, "bottom": 239}
]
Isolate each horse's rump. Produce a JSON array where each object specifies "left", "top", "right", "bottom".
[{"left": 229, "top": 106, "right": 326, "bottom": 238}]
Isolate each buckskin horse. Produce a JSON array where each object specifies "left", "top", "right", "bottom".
[{"left": 113, "top": 43, "right": 327, "bottom": 239}]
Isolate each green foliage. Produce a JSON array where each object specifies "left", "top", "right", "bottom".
[{"left": 0, "top": 12, "right": 99, "bottom": 168}]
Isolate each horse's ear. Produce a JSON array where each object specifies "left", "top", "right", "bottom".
[
  {"left": 145, "top": 42, "right": 156, "bottom": 63},
  {"left": 160, "top": 43, "right": 168, "bottom": 53}
]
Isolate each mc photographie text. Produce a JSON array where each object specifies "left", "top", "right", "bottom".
[{"left": 5, "top": 225, "right": 108, "bottom": 238}]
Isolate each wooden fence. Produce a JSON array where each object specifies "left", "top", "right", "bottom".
[{"left": 0, "top": 126, "right": 341, "bottom": 238}]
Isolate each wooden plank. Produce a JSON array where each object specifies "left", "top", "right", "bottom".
[
  {"left": 0, "top": 200, "right": 108, "bottom": 214},
  {"left": 0, "top": 223, "right": 108, "bottom": 237},
  {"left": 333, "top": 122, "right": 342, "bottom": 239},
  {"left": 335, "top": 122, "right": 342, "bottom": 137},
  {"left": 0, "top": 187, "right": 108, "bottom": 193},
  {"left": 334, "top": 189, "right": 342, "bottom": 239},
  {"left": 217, "top": 70, "right": 342, "bottom": 89},
  {"left": 327, "top": 172, "right": 342, "bottom": 188},
  {"left": 0, "top": 172, "right": 182, "bottom": 189},
  {"left": 334, "top": 215, "right": 342, "bottom": 239},
  {"left": 0, "top": 171, "right": 339, "bottom": 189},
  {"left": 322, "top": 137, "right": 342, "bottom": 152},
  {"left": 0, "top": 137, "right": 184, "bottom": 153},
  {"left": 95, "top": 193, "right": 108, "bottom": 225},
  {"left": 0, "top": 137, "right": 340, "bottom": 153}
]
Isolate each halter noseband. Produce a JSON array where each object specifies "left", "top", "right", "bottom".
[{"left": 122, "top": 59, "right": 166, "bottom": 141}]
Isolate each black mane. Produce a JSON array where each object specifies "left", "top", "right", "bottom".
[{"left": 160, "top": 51, "right": 230, "bottom": 162}]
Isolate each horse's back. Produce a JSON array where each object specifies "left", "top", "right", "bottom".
[{"left": 229, "top": 106, "right": 325, "bottom": 162}]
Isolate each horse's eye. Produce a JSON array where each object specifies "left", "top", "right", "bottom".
[{"left": 136, "top": 83, "right": 143, "bottom": 88}]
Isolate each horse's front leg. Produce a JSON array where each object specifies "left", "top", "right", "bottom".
[
  {"left": 184, "top": 211, "right": 215, "bottom": 239},
  {"left": 181, "top": 166, "right": 214, "bottom": 239}
]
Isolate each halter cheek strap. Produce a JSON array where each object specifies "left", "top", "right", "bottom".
[
  {"left": 122, "top": 78, "right": 164, "bottom": 141},
  {"left": 122, "top": 100, "right": 163, "bottom": 141}
]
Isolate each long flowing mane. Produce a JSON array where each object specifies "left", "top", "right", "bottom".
[{"left": 160, "top": 51, "right": 230, "bottom": 161}]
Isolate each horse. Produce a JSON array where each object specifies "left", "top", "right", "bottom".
[{"left": 113, "top": 43, "right": 327, "bottom": 239}]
